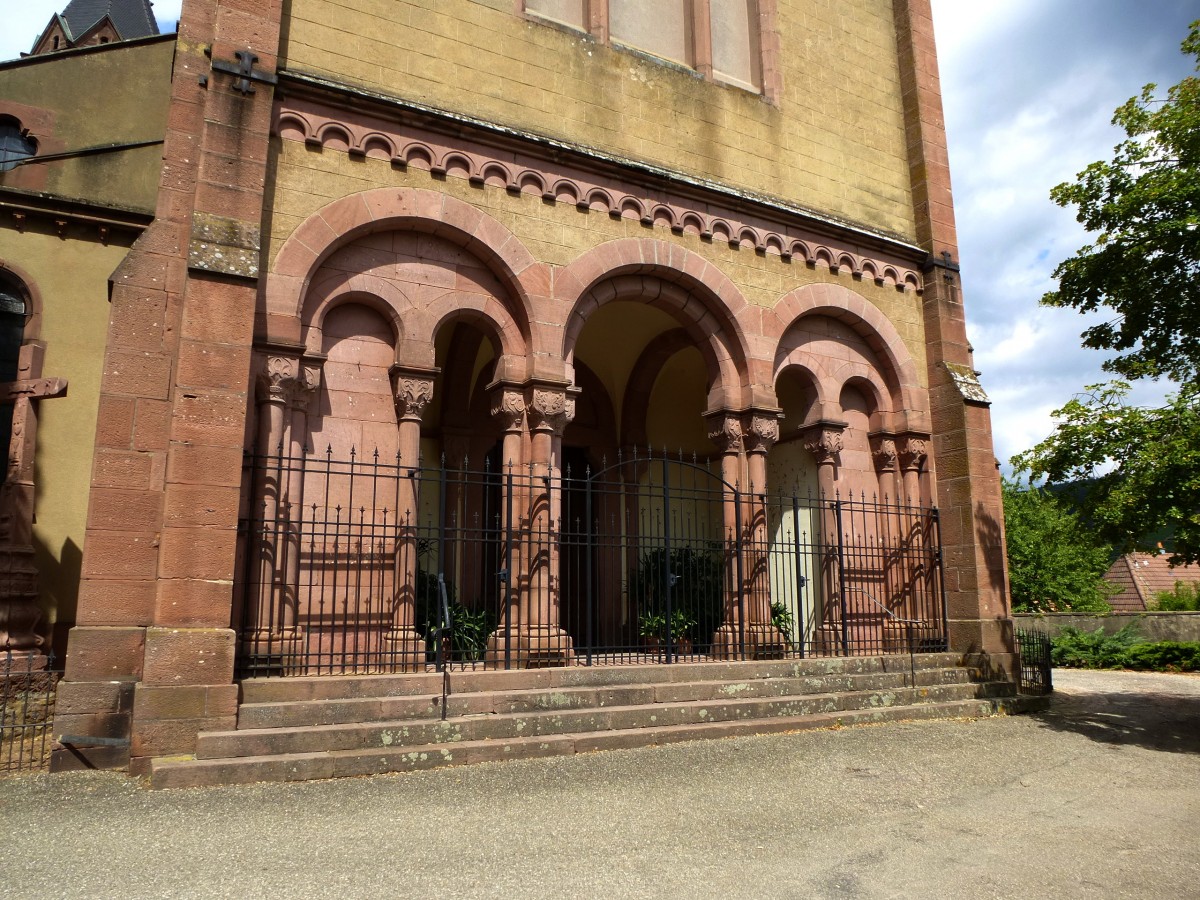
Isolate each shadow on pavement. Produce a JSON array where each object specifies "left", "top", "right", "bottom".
[{"left": 1032, "top": 687, "right": 1200, "bottom": 755}]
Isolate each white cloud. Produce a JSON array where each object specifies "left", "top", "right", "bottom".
[
  {"left": 931, "top": 0, "right": 1196, "bottom": 470},
  {"left": 0, "top": 0, "right": 182, "bottom": 61}
]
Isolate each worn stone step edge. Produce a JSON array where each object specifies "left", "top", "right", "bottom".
[
  {"left": 152, "top": 696, "right": 1019, "bottom": 789},
  {"left": 196, "top": 682, "right": 984, "bottom": 759},
  {"left": 238, "top": 653, "right": 965, "bottom": 704},
  {"left": 237, "top": 668, "right": 973, "bottom": 730}
]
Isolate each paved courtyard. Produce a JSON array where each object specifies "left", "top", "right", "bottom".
[{"left": 1, "top": 668, "right": 1198, "bottom": 899}]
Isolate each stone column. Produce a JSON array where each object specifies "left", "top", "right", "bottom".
[
  {"left": 802, "top": 424, "right": 845, "bottom": 653},
  {"left": 705, "top": 412, "right": 745, "bottom": 660},
  {"left": 742, "top": 410, "right": 786, "bottom": 658},
  {"left": 510, "top": 385, "right": 576, "bottom": 667},
  {"left": 386, "top": 368, "right": 435, "bottom": 672},
  {"left": 870, "top": 434, "right": 900, "bottom": 504},
  {"left": 240, "top": 352, "right": 308, "bottom": 670},
  {"left": 485, "top": 385, "right": 526, "bottom": 667},
  {"left": 898, "top": 435, "right": 927, "bottom": 505}
]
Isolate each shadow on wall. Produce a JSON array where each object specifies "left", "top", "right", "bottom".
[
  {"left": 32, "top": 536, "right": 82, "bottom": 660},
  {"left": 1034, "top": 684, "right": 1200, "bottom": 755},
  {"left": 975, "top": 499, "right": 1008, "bottom": 608}
]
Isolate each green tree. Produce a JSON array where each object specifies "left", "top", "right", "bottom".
[
  {"left": 1001, "top": 479, "right": 1114, "bottom": 613},
  {"left": 1018, "top": 21, "right": 1200, "bottom": 567},
  {"left": 1012, "top": 382, "right": 1200, "bottom": 565},
  {"left": 1042, "top": 21, "right": 1200, "bottom": 382}
]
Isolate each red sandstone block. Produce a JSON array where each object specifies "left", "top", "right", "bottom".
[
  {"left": 154, "top": 578, "right": 235, "bottom": 628},
  {"left": 94, "top": 397, "right": 135, "bottom": 449},
  {"left": 104, "top": 350, "right": 172, "bottom": 400},
  {"left": 87, "top": 488, "right": 163, "bottom": 531},
  {"left": 108, "top": 291, "right": 168, "bottom": 353},
  {"left": 175, "top": 341, "right": 252, "bottom": 392},
  {"left": 134, "top": 684, "right": 210, "bottom": 720},
  {"left": 166, "top": 389, "right": 248, "bottom": 448},
  {"left": 92, "top": 449, "right": 153, "bottom": 490},
  {"left": 82, "top": 531, "right": 160, "bottom": 581},
  {"left": 75, "top": 579, "right": 157, "bottom": 626},
  {"left": 54, "top": 712, "right": 132, "bottom": 742},
  {"left": 166, "top": 444, "right": 244, "bottom": 487},
  {"left": 157, "top": 528, "right": 237, "bottom": 581},
  {"left": 55, "top": 680, "right": 135, "bottom": 715},
  {"left": 163, "top": 484, "right": 240, "bottom": 529},
  {"left": 131, "top": 715, "right": 236, "bottom": 758},
  {"left": 179, "top": 278, "right": 256, "bottom": 345},
  {"left": 63, "top": 626, "right": 146, "bottom": 681},
  {"left": 132, "top": 399, "right": 172, "bottom": 452},
  {"left": 141, "top": 627, "right": 235, "bottom": 686}
]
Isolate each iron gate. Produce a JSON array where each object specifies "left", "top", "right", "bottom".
[{"left": 235, "top": 447, "right": 948, "bottom": 677}]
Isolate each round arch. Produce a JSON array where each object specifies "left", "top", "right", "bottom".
[
  {"left": 555, "top": 238, "right": 753, "bottom": 409},
  {"left": 267, "top": 188, "right": 544, "bottom": 354}
]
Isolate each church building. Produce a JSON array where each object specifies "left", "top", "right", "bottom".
[{"left": 1, "top": 0, "right": 1015, "bottom": 780}]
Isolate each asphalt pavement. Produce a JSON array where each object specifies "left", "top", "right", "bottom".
[{"left": 1, "top": 668, "right": 1197, "bottom": 899}]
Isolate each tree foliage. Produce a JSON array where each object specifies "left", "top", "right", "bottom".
[
  {"left": 1012, "top": 382, "right": 1200, "bottom": 565},
  {"left": 1001, "top": 479, "right": 1114, "bottom": 613},
  {"left": 1043, "top": 21, "right": 1200, "bottom": 382}
]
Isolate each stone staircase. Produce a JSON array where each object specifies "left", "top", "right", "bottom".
[{"left": 149, "top": 653, "right": 1025, "bottom": 789}]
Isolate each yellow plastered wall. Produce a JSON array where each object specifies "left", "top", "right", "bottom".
[
  {"left": 280, "top": 0, "right": 916, "bottom": 239},
  {"left": 266, "top": 140, "right": 929, "bottom": 382},
  {"left": 0, "top": 39, "right": 175, "bottom": 214},
  {"left": 0, "top": 226, "right": 130, "bottom": 632}
]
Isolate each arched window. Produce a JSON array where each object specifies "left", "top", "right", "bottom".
[
  {"left": 0, "top": 273, "right": 29, "bottom": 470},
  {"left": 0, "top": 117, "right": 38, "bottom": 173}
]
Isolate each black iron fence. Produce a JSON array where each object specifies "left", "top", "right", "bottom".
[
  {"left": 236, "top": 448, "right": 947, "bottom": 677},
  {"left": 1015, "top": 628, "right": 1054, "bottom": 695},
  {"left": 1, "top": 651, "right": 60, "bottom": 774}
]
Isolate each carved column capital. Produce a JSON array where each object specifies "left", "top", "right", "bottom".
[
  {"left": 870, "top": 435, "right": 899, "bottom": 473},
  {"left": 255, "top": 354, "right": 301, "bottom": 405},
  {"left": 705, "top": 413, "right": 743, "bottom": 454},
  {"left": 742, "top": 412, "right": 780, "bottom": 455},
  {"left": 526, "top": 387, "right": 576, "bottom": 436},
  {"left": 392, "top": 373, "right": 435, "bottom": 423},
  {"left": 285, "top": 359, "right": 322, "bottom": 411},
  {"left": 490, "top": 387, "right": 526, "bottom": 433},
  {"left": 802, "top": 426, "right": 844, "bottom": 467},
  {"left": 899, "top": 435, "right": 929, "bottom": 473}
]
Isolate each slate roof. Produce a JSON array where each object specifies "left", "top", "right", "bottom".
[
  {"left": 60, "top": 0, "right": 159, "bottom": 42},
  {"left": 1103, "top": 552, "right": 1200, "bottom": 611}
]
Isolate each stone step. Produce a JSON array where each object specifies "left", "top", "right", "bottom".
[
  {"left": 236, "top": 667, "right": 972, "bottom": 730},
  {"left": 238, "top": 653, "right": 964, "bottom": 704},
  {"left": 149, "top": 695, "right": 1022, "bottom": 790},
  {"left": 198, "top": 681, "right": 982, "bottom": 759}
]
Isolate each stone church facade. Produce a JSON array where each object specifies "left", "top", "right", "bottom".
[{"left": 8, "top": 0, "right": 1011, "bottom": 772}]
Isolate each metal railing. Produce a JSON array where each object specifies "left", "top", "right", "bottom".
[
  {"left": 235, "top": 447, "right": 947, "bottom": 676},
  {"left": 1015, "top": 628, "right": 1054, "bottom": 695},
  {"left": 1, "top": 651, "right": 60, "bottom": 774}
]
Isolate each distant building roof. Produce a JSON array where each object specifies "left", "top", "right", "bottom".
[
  {"left": 1103, "top": 552, "right": 1200, "bottom": 611},
  {"left": 60, "top": 0, "right": 159, "bottom": 42}
]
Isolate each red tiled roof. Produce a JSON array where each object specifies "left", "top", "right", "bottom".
[{"left": 1103, "top": 552, "right": 1200, "bottom": 611}]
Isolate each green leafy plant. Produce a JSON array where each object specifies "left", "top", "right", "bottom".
[
  {"left": 1152, "top": 581, "right": 1200, "bottom": 611},
  {"left": 1050, "top": 624, "right": 1200, "bottom": 672},
  {"left": 770, "top": 601, "right": 795, "bottom": 641},
  {"left": 628, "top": 545, "right": 723, "bottom": 646},
  {"left": 1001, "top": 479, "right": 1115, "bottom": 612}
]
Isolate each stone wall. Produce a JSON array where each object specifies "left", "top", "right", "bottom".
[{"left": 1015, "top": 612, "right": 1200, "bottom": 644}]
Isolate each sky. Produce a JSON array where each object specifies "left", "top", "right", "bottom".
[{"left": 2, "top": 2, "right": 1197, "bottom": 469}]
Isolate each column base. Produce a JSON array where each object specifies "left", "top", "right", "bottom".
[
  {"left": 708, "top": 623, "right": 789, "bottom": 660},
  {"left": 485, "top": 625, "right": 575, "bottom": 669},
  {"left": 383, "top": 627, "right": 427, "bottom": 673},
  {"left": 238, "top": 628, "right": 305, "bottom": 676}
]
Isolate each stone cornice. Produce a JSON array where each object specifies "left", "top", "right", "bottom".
[{"left": 274, "top": 71, "right": 927, "bottom": 293}]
